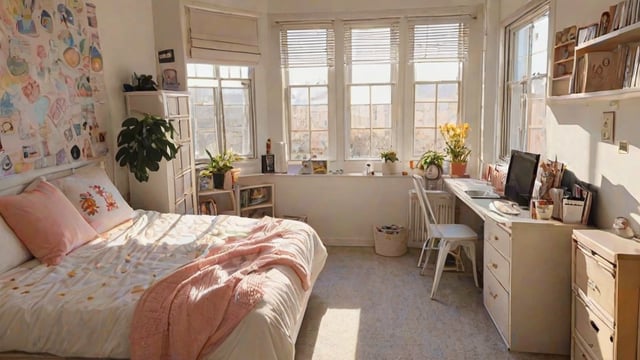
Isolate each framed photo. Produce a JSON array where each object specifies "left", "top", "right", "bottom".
[
  {"left": 577, "top": 23, "right": 598, "bottom": 45},
  {"left": 601, "top": 111, "right": 615, "bottom": 143},
  {"left": 598, "top": 11, "right": 612, "bottom": 37},
  {"left": 311, "top": 160, "right": 327, "bottom": 174},
  {"left": 261, "top": 154, "right": 275, "bottom": 173}
]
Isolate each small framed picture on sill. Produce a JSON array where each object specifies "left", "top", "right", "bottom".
[{"left": 261, "top": 154, "right": 275, "bottom": 173}]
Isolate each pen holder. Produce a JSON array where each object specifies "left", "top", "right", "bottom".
[{"left": 533, "top": 200, "right": 554, "bottom": 220}]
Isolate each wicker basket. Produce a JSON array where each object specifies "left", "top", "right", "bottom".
[{"left": 373, "top": 226, "right": 408, "bottom": 257}]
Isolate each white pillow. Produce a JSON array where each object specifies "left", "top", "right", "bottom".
[
  {"left": 0, "top": 216, "right": 32, "bottom": 274},
  {"left": 51, "top": 166, "right": 134, "bottom": 233}
]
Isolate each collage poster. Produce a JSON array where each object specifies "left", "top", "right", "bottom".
[{"left": 0, "top": 0, "right": 108, "bottom": 178}]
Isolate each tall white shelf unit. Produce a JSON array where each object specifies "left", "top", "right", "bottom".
[{"left": 124, "top": 91, "right": 197, "bottom": 214}]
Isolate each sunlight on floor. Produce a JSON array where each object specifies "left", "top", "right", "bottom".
[{"left": 313, "top": 308, "right": 361, "bottom": 359}]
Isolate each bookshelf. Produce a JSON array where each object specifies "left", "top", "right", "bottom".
[
  {"left": 548, "top": 12, "right": 640, "bottom": 102},
  {"left": 235, "top": 184, "right": 275, "bottom": 218},
  {"left": 197, "top": 189, "right": 236, "bottom": 215}
]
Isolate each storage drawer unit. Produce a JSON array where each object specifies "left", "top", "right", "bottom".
[
  {"left": 483, "top": 216, "right": 580, "bottom": 355},
  {"left": 571, "top": 229, "right": 640, "bottom": 360}
]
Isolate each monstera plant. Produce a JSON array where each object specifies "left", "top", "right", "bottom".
[{"left": 115, "top": 114, "right": 179, "bottom": 182}]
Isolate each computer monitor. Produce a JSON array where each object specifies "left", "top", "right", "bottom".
[{"left": 504, "top": 150, "right": 541, "bottom": 208}]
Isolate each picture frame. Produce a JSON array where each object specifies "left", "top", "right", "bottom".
[
  {"left": 311, "top": 160, "right": 327, "bottom": 174},
  {"left": 601, "top": 111, "right": 615, "bottom": 143},
  {"left": 598, "top": 11, "right": 612, "bottom": 37},
  {"left": 577, "top": 23, "right": 598, "bottom": 45},
  {"left": 261, "top": 154, "right": 275, "bottom": 173}
]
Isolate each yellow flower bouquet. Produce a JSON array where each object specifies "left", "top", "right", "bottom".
[{"left": 439, "top": 122, "right": 471, "bottom": 163}]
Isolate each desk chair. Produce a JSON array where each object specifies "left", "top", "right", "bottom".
[{"left": 411, "top": 174, "right": 479, "bottom": 299}]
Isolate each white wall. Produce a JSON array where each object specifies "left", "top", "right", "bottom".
[
  {"left": 94, "top": 0, "right": 158, "bottom": 196},
  {"left": 496, "top": 0, "right": 640, "bottom": 234}
]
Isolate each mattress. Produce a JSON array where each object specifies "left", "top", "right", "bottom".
[{"left": 0, "top": 211, "right": 327, "bottom": 359}]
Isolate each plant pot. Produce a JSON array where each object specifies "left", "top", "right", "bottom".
[
  {"left": 212, "top": 173, "right": 226, "bottom": 189},
  {"left": 381, "top": 161, "right": 400, "bottom": 175},
  {"left": 450, "top": 162, "right": 467, "bottom": 177}
]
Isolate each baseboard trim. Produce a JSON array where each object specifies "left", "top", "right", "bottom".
[{"left": 322, "top": 237, "right": 373, "bottom": 247}]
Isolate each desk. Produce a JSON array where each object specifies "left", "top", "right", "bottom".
[{"left": 445, "top": 178, "right": 585, "bottom": 356}]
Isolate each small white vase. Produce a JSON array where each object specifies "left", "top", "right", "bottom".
[{"left": 381, "top": 161, "right": 399, "bottom": 175}]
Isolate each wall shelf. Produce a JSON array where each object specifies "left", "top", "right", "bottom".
[{"left": 547, "top": 86, "right": 640, "bottom": 104}]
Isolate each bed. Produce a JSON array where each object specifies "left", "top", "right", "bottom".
[{"left": 0, "top": 164, "right": 327, "bottom": 359}]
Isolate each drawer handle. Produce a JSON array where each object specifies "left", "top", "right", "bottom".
[
  {"left": 489, "top": 291, "right": 498, "bottom": 299},
  {"left": 493, "top": 235, "right": 499, "bottom": 241},
  {"left": 581, "top": 354, "right": 587, "bottom": 360},
  {"left": 590, "top": 320, "right": 599, "bottom": 333},
  {"left": 587, "top": 279, "right": 600, "bottom": 293},
  {"left": 490, "top": 263, "right": 498, "bottom": 269}
]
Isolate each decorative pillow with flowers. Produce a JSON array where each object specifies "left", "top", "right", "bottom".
[{"left": 52, "top": 166, "right": 134, "bottom": 233}]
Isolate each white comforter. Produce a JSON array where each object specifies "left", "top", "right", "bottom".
[{"left": 0, "top": 211, "right": 327, "bottom": 359}]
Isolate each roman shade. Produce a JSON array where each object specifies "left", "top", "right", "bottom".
[{"left": 187, "top": 7, "right": 260, "bottom": 65}]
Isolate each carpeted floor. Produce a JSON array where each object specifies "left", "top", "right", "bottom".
[{"left": 295, "top": 247, "right": 569, "bottom": 360}]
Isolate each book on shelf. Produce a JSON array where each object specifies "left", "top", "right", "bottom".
[{"left": 583, "top": 51, "right": 619, "bottom": 92}]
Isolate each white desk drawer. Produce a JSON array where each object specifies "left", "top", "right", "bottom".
[
  {"left": 573, "top": 241, "right": 615, "bottom": 321},
  {"left": 574, "top": 336, "right": 595, "bottom": 360},
  {"left": 485, "top": 241, "right": 510, "bottom": 292},
  {"left": 485, "top": 218, "right": 510, "bottom": 260},
  {"left": 574, "top": 294, "right": 614, "bottom": 360},
  {"left": 484, "top": 269, "right": 509, "bottom": 344}
]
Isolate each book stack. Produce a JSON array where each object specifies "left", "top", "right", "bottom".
[
  {"left": 611, "top": 0, "right": 640, "bottom": 31},
  {"left": 617, "top": 42, "right": 640, "bottom": 88}
]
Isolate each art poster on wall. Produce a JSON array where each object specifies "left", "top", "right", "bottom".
[{"left": 0, "top": 0, "right": 108, "bottom": 178}]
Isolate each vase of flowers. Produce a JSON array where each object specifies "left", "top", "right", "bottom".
[
  {"left": 440, "top": 122, "right": 471, "bottom": 177},
  {"left": 380, "top": 150, "right": 400, "bottom": 175}
]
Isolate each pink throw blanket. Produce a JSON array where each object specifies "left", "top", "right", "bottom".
[{"left": 130, "top": 216, "right": 311, "bottom": 360}]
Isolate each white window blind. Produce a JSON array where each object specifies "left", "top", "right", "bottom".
[
  {"left": 279, "top": 24, "right": 335, "bottom": 68},
  {"left": 187, "top": 7, "right": 260, "bottom": 65},
  {"left": 409, "top": 20, "right": 469, "bottom": 63},
  {"left": 344, "top": 22, "right": 400, "bottom": 64}
]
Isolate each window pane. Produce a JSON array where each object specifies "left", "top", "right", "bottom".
[
  {"left": 352, "top": 64, "right": 391, "bottom": 83},
  {"left": 437, "top": 102, "right": 458, "bottom": 125},
  {"left": 371, "top": 129, "right": 392, "bottom": 154},
  {"left": 372, "top": 104, "right": 391, "bottom": 128},
  {"left": 371, "top": 85, "right": 390, "bottom": 104},
  {"left": 190, "top": 87, "right": 215, "bottom": 105},
  {"left": 349, "top": 129, "right": 371, "bottom": 158},
  {"left": 415, "top": 62, "right": 460, "bottom": 81},
  {"left": 291, "top": 131, "right": 310, "bottom": 160},
  {"left": 291, "top": 88, "right": 309, "bottom": 105},
  {"left": 414, "top": 102, "right": 436, "bottom": 127},
  {"left": 529, "top": 98, "right": 546, "bottom": 127},
  {"left": 193, "top": 105, "right": 216, "bottom": 129},
  {"left": 310, "top": 87, "right": 328, "bottom": 105},
  {"left": 531, "top": 77, "right": 546, "bottom": 95},
  {"left": 289, "top": 67, "right": 328, "bottom": 85},
  {"left": 310, "top": 131, "right": 329, "bottom": 157},
  {"left": 513, "top": 26, "right": 530, "bottom": 81},
  {"left": 527, "top": 128, "right": 545, "bottom": 155},
  {"left": 195, "top": 130, "right": 218, "bottom": 159},
  {"left": 532, "top": 16, "right": 548, "bottom": 53},
  {"left": 438, "top": 83, "right": 458, "bottom": 101},
  {"left": 310, "top": 105, "right": 328, "bottom": 130},
  {"left": 290, "top": 106, "right": 309, "bottom": 131},
  {"left": 508, "top": 83, "right": 523, "bottom": 151},
  {"left": 413, "top": 128, "right": 436, "bottom": 156},
  {"left": 415, "top": 84, "right": 436, "bottom": 101},
  {"left": 222, "top": 86, "right": 251, "bottom": 155},
  {"left": 530, "top": 52, "right": 547, "bottom": 76},
  {"left": 351, "top": 86, "right": 370, "bottom": 105},
  {"left": 189, "top": 64, "right": 214, "bottom": 78},
  {"left": 187, "top": 79, "right": 217, "bottom": 87},
  {"left": 351, "top": 105, "right": 370, "bottom": 128}
]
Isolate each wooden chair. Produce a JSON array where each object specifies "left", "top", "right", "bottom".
[{"left": 411, "top": 174, "right": 479, "bottom": 299}]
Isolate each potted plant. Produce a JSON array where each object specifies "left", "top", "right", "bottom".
[
  {"left": 199, "top": 149, "right": 242, "bottom": 189},
  {"left": 115, "top": 114, "right": 179, "bottom": 182},
  {"left": 440, "top": 122, "right": 471, "bottom": 176},
  {"left": 380, "top": 149, "right": 400, "bottom": 175},
  {"left": 417, "top": 150, "right": 445, "bottom": 170}
]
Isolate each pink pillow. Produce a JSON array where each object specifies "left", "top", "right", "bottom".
[
  {"left": 52, "top": 166, "right": 134, "bottom": 233},
  {"left": 0, "top": 180, "right": 99, "bottom": 266}
]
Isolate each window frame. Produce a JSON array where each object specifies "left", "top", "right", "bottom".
[
  {"left": 187, "top": 64, "right": 257, "bottom": 161},
  {"left": 343, "top": 21, "right": 400, "bottom": 161},
  {"left": 500, "top": 2, "right": 550, "bottom": 158}
]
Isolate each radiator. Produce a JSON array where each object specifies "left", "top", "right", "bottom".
[{"left": 407, "top": 190, "right": 455, "bottom": 248}]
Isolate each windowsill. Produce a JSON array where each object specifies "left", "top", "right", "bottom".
[{"left": 238, "top": 172, "right": 411, "bottom": 178}]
